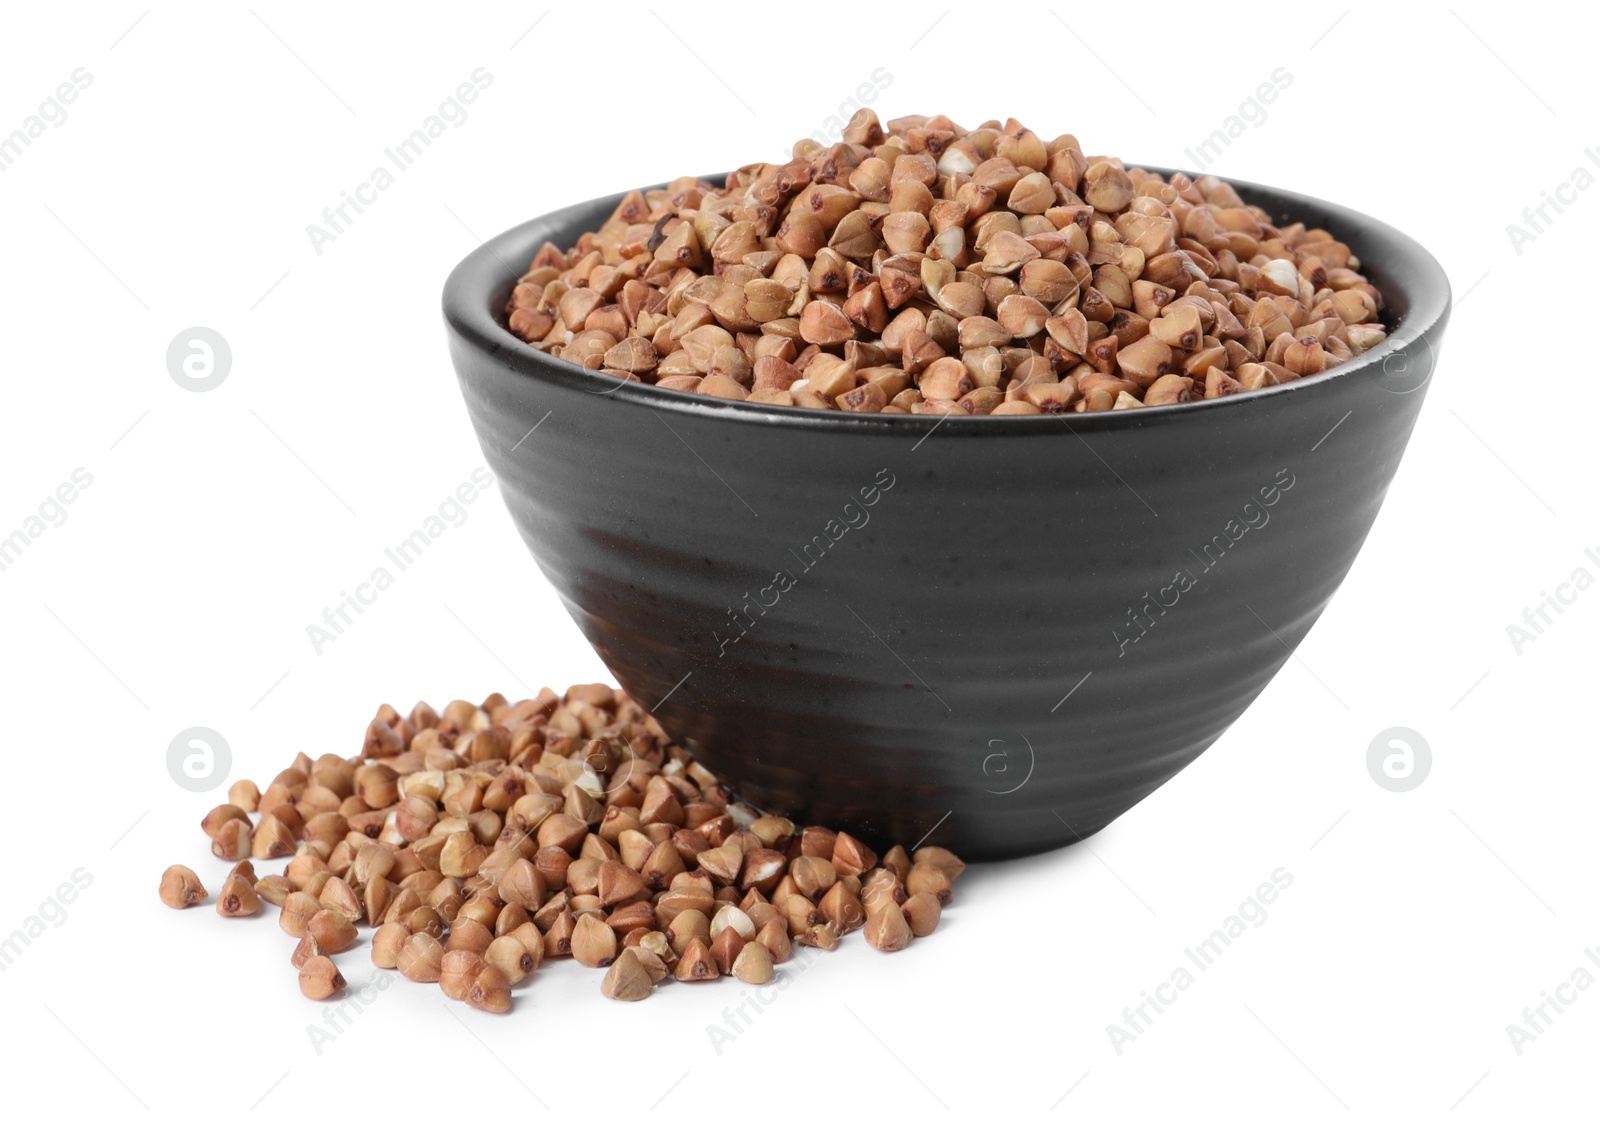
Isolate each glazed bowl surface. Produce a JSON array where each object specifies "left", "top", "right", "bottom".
[{"left": 443, "top": 169, "right": 1449, "bottom": 859}]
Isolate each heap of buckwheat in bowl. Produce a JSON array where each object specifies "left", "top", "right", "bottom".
[
  {"left": 159, "top": 685, "right": 963, "bottom": 1011},
  {"left": 503, "top": 111, "right": 1389, "bottom": 414}
]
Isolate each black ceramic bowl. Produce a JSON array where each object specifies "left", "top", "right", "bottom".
[{"left": 444, "top": 169, "right": 1449, "bottom": 860}]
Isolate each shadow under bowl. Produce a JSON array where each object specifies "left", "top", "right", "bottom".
[{"left": 444, "top": 168, "right": 1450, "bottom": 860}]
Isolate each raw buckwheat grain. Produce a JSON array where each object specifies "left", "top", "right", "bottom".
[
  {"left": 505, "top": 113, "right": 1387, "bottom": 414},
  {"left": 160, "top": 685, "right": 962, "bottom": 1011}
]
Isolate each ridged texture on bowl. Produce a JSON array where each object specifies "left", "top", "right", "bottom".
[{"left": 445, "top": 171, "right": 1449, "bottom": 859}]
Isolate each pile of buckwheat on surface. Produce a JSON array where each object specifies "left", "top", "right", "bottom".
[
  {"left": 160, "top": 685, "right": 962, "bottom": 1011},
  {"left": 505, "top": 111, "right": 1387, "bottom": 414}
]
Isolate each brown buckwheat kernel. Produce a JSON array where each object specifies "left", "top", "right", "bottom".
[
  {"left": 160, "top": 684, "right": 962, "bottom": 1013},
  {"left": 298, "top": 955, "right": 346, "bottom": 1001},
  {"left": 505, "top": 114, "right": 1385, "bottom": 414},
  {"left": 159, "top": 865, "right": 208, "bottom": 909}
]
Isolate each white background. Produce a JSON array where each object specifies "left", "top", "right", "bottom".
[{"left": 1, "top": 3, "right": 1593, "bottom": 1116}]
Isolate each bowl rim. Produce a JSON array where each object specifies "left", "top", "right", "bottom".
[{"left": 443, "top": 164, "right": 1451, "bottom": 432}]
